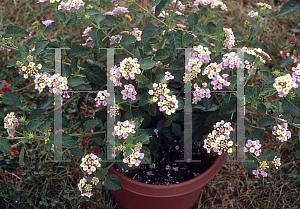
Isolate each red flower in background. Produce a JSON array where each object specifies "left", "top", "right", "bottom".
[
  {"left": 0, "top": 80, "right": 12, "bottom": 94},
  {"left": 288, "top": 36, "right": 295, "bottom": 43},
  {"left": 294, "top": 39, "right": 300, "bottom": 45},
  {"left": 11, "top": 145, "right": 19, "bottom": 158}
]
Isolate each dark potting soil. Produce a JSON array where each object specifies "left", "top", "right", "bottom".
[{"left": 113, "top": 140, "right": 219, "bottom": 185}]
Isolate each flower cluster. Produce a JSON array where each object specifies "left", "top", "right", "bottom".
[
  {"left": 164, "top": 71, "right": 174, "bottom": 81},
  {"left": 113, "top": 120, "right": 136, "bottom": 139},
  {"left": 243, "top": 139, "right": 262, "bottom": 157},
  {"left": 291, "top": 50, "right": 300, "bottom": 63},
  {"left": 223, "top": 28, "right": 235, "bottom": 49},
  {"left": 273, "top": 74, "right": 298, "bottom": 97},
  {"left": 110, "top": 57, "right": 141, "bottom": 87},
  {"left": 192, "top": 83, "right": 211, "bottom": 103},
  {"left": 109, "top": 34, "right": 122, "bottom": 45},
  {"left": 257, "top": 2, "right": 272, "bottom": 10},
  {"left": 132, "top": 28, "right": 142, "bottom": 41},
  {"left": 185, "top": 57, "right": 203, "bottom": 73},
  {"left": 219, "top": 52, "right": 244, "bottom": 70},
  {"left": 4, "top": 112, "right": 19, "bottom": 138},
  {"left": 273, "top": 156, "right": 281, "bottom": 169},
  {"left": 203, "top": 120, "right": 234, "bottom": 155},
  {"left": 248, "top": 10, "right": 259, "bottom": 18},
  {"left": 80, "top": 153, "right": 101, "bottom": 175},
  {"left": 193, "top": 0, "right": 228, "bottom": 11},
  {"left": 292, "top": 63, "right": 300, "bottom": 82},
  {"left": 10, "top": 145, "right": 19, "bottom": 158},
  {"left": 17, "top": 57, "right": 42, "bottom": 79},
  {"left": 288, "top": 36, "right": 299, "bottom": 45},
  {"left": 34, "top": 72, "right": 69, "bottom": 95},
  {"left": 58, "top": 0, "right": 85, "bottom": 10},
  {"left": 242, "top": 47, "right": 271, "bottom": 74},
  {"left": 78, "top": 177, "right": 93, "bottom": 198},
  {"left": 0, "top": 80, "right": 12, "bottom": 94},
  {"left": 42, "top": 20, "right": 54, "bottom": 27},
  {"left": 169, "top": 0, "right": 185, "bottom": 11},
  {"left": 123, "top": 148, "right": 145, "bottom": 167},
  {"left": 252, "top": 168, "right": 267, "bottom": 178},
  {"left": 105, "top": 6, "right": 129, "bottom": 16},
  {"left": 121, "top": 84, "right": 137, "bottom": 101},
  {"left": 191, "top": 45, "right": 211, "bottom": 63},
  {"left": 95, "top": 90, "right": 110, "bottom": 107},
  {"left": 202, "top": 63, "right": 230, "bottom": 90},
  {"left": 272, "top": 122, "right": 292, "bottom": 142},
  {"left": 81, "top": 26, "right": 94, "bottom": 48}
]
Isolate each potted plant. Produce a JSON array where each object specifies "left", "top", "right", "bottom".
[{"left": 0, "top": 0, "right": 299, "bottom": 209}]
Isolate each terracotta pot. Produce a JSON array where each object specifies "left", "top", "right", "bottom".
[{"left": 92, "top": 142, "right": 226, "bottom": 209}]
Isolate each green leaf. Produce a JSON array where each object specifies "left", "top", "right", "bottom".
[
  {"left": 139, "top": 58, "right": 156, "bottom": 70},
  {"left": 28, "top": 109, "right": 44, "bottom": 120},
  {"left": 65, "top": 15, "right": 77, "bottom": 27},
  {"left": 2, "top": 92, "right": 21, "bottom": 105},
  {"left": 26, "top": 119, "right": 44, "bottom": 132},
  {"left": 68, "top": 76, "right": 86, "bottom": 87},
  {"left": 214, "top": 40, "right": 222, "bottom": 54},
  {"left": 19, "top": 145, "right": 25, "bottom": 166},
  {"left": 104, "top": 174, "right": 123, "bottom": 191},
  {"left": 141, "top": 23, "right": 162, "bottom": 45},
  {"left": 120, "top": 34, "right": 136, "bottom": 45},
  {"left": 252, "top": 86, "right": 260, "bottom": 97},
  {"left": 54, "top": 12, "right": 66, "bottom": 22},
  {"left": 258, "top": 67, "right": 274, "bottom": 85},
  {"left": 70, "top": 147, "right": 84, "bottom": 157},
  {"left": 44, "top": 24, "right": 58, "bottom": 34},
  {"left": 83, "top": 119, "right": 100, "bottom": 132},
  {"left": 288, "top": 170, "right": 298, "bottom": 178},
  {"left": 62, "top": 133, "right": 77, "bottom": 148},
  {"left": 234, "top": 32, "right": 244, "bottom": 40},
  {"left": 291, "top": 150, "right": 300, "bottom": 159},
  {"left": 243, "top": 155, "right": 258, "bottom": 173},
  {"left": 32, "top": 41, "right": 49, "bottom": 57},
  {"left": 85, "top": 8, "right": 100, "bottom": 15},
  {"left": 91, "top": 14, "right": 106, "bottom": 26},
  {"left": 280, "top": 57, "right": 293, "bottom": 67},
  {"left": 257, "top": 103, "right": 266, "bottom": 114},
  {"left": 265, "top": 149, "right": 277, "bottom": 161},
  {"left": 140, "top": 146, "right": 151, "bottom": 164},
  {"left": 216, "top": 19, "right": 223, "bottom": 37},
  {"left": 166, "top": 31, "right": 182, "bottom": 55},
  {"left": 0, "top": 137, "right": 11, "bottom": 155},
  {"left": 89, "top": 29, "right": 103, "bottom": 48},
  {"left": 252, "top": 41, "right": 270, "bottom": 54},
  {"left": 282, "top": 97, "right": 300, "bottom": 116},
  {"left": 155, "top": 48, "right": 169, "bottom": 61},
  {"left": 103, "top": 15, "right": 119, "bottom": 26},
  {"left": 278, "top": 0, "right": 300, "bottom": 16},
  {"left": 182, "top": 33, "right": 193, "bottom": 47},
  {"left": 67, "top": 45, "right": 89, "bottom": 57},
  {"left": 172, "top": 123, "right": 182, "bottom": 137},
  {"left": 3, "top": 25, "right": 29, "bottom": 38},
  {"left": 155, "top": 0, "right": 171, "bottom": 17},
  {"left": 195, "top": 24, "right": 208, "bottom": 34},
  {"left": 136, "top": 13, "right": 145, "bottom": 23},
  {"left": 0, "top": 81, "right": 6, "bottom": 90},
  {"left": 96, "top": 167, "right": 109, "bottom": 180},
  {"left": 187, "top": 12, "right": 198, "bottom": 29},
  {"left": 84, "top": 67, "right": 106, "bottom": 85},
  {"left": 250, "top": 25, "right": 260, "bottom": 37},
  {"left": 169, "top": 60, "right": 183, "bottom": 70},
  {"left": 18, "top": 44, "right": 29, "bottom": 56},
  {"left": 258, "top": 115, "right": 274, "bottom": 126}
]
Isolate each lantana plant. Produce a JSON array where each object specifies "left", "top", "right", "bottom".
[{"left": 0, "top": 0, "right": 299, "bottom": 198}]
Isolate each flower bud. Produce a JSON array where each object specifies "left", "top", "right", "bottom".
[{"left": 84, "top": 14, "right": 91, "bottom": 20}]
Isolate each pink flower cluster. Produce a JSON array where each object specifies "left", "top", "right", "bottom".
[
  {"left": 123, "top": 148, "right": 145, "bottom": 167},
  {"left": 132, "top": 28, "right": 142, "bottom": 41},
  {"left": 223, "top": 28, "right": 235, "bottom": 49},
  {"left": 121, "top": 84, "right": 137, "bottom": 101},
  {"left": 219, "top": 52, "right": 244, "bottom": 70},
  {"left": 185, "top": 57, "right": 203, "bottom": 73},
  {"left": 193, "top": 83, "right": 211, "bottom": 102},
  {"left": 202, "top": 63, "right": 230, "bottom": 90},
  {"left": 111, "top": 0, "right": 121, "bottom": 6},
  {"left": 191, "top": 45, "right": 211, "bottom": 63},
  {"left": 252, "top": 168, "right": 267, "bottom": 178},
  {"left": 82, "top": 26, "right": 94, "bottom": 48},
  {"left": 58, "top": 0, "right": 85, "bottom": 10},
  {"left": 42, "top": 20, "right": 54, "bottom": 27},
  {"left": 248, "top": 10, "right": 260, "bottom": 18},
  {"left": 109, "top": 34, "right": 122, "bottom": 45},
  {"left": 0, "top": 45, "right": 11, "bottom": 52},
  {"left": 34, "top": 72, "right": 68, "bottom": 95},
  {"left": 292, "top": 63, "right": 300, "bottom": 82},
  {"left": 110, "top": 57, "right": 141, "bottom": 87},
  {"left": 203, "top": 120, "right": 234, "bottom": 155},
  {"left": 272, "top": 122, "right": 291, "bottom": 142},
  {"left": 80, "top": 153, "right": 101, "bottom": 175},
  {"left": 243, "top": 139, "right": 262, "bottom": 157},
  {"left": 169, "top": 0, "right": 185, "bottom": 11},
  {"left": 3, "top": 112, "right": 19, "bottom": 137},
  {"left": 95, "top": 90, "right": 110, "bottom": 107},
  {"left": 193, "top": 0, "right": 228, "bottom": 11},
  {"left": 113, "top": 120, "right": 136, "bottom": 139},
  {"left": 164, "top": 71, "right": 174, "bottom": 81},
  {"left": 78, "top": 177, "right": 93, "bottom": 198},
  {"left": 242, "top": 47, "right": 271, "bottom": 74},
  {"left": 273, "top": 74, "right": 298, "bottom": 97},
  {"left": 105, "top": 6, "right": 129, "bottom": 16}
]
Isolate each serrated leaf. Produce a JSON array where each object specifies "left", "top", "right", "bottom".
[
  {"left": 155, "top": 48, "right": 169, "bottom": 60},
  {"left": 44, "top": 24, "right": 58, "bottom": 34},
  {"left": 28, "top": 109, "right": 44, "bottom": 120},
  {"left": 0, "top": 137, "right": 11, "bottom": 155},
  {"left": 83, "top": 119, "right": 100, "bottom": 132},
  {"left": 265, "top": 150, "right": 277, "bottom": 161},
  {"left": 120, "top": 34, "right": 136, "bottom": 45},
  {"left": 234, "top": 32, "right": 244, "bottom": 40},
  {"left": 278, "top": 0, "right": 300, "bottom": 16},
  {"left": 96, "top": 167, "right": 109, "bottom": 180},
  {"left": 182, "top": 33, "right": 193, "bottom": 47},
  {"left": 258, "top": 115, "right": 274, "bottom": 126},
  {"left": 91, "top": 14, "right": 106, "bottom": 26},
  {"left": 68, "top": 76, "right": 86, "bottom": 87},
  {"left": 18, "top": 44, "right": 29, "bottom": 56},
  {"left": 141, "top": 23, "right": 162, "bottom": 45},
  {"left": 155, "top": 0, "right": 171, "bottom": 17},
  {"left": 103, "top": 15, "right": 119, "bottom": 26},
  {"left": 89, "top": 29, "right": 103, "bottom": 48},
  {"left": 85, "top": 8, "right": 100, "bottom": 16},
  {"left": 166, "top": 31, "right": 182, "bottom": 55},
  {"left": 3, "top": 25, "right": 29, "bottom": 38},
  {"left": 32, "top": 41, "right": 49, "bottom": 57},
  {"left": 136, "top": 13, "right": 145, "bottom": 23},
  {"left": 214, "top": 40, "right": 222, "bottom": 54},
  {"left": 26, "top": 119, "right": 44, "bottom": 132},
  {"left": 139, "top": 58, "right": 156, "bottom": 70},
  {"left": 187, "top": 12, "right": 198, "bottom": 29},
  {"left": 70, "top": 147, "right": 84, "bottom": 157},
  {"left": 104, "top": 174, "right": 123, "bottom": 191},
  {"left": 84, "top": 67, "right": 106, "bottom": 85},
  {"left": 67, "top": 45, "right": 89, "bottom": 57},
  {"left": 62, "top": 133, "right": 77, "bottom": 148},
  {"left": 54, "top": 12, "right": 66, "bottom": 22},
  {"left": 216, "top": 19, "right": 223, "bottom": 37},
  {"left": 250, "top": 25, "right": 260, "bottom": 37},
  {"left": 2, "top": 92, "right": 21, "bottom": 105},
  {"left": 172, "top": 123, "right": 182, "bottom": 137},
  {"left": 282, "top": 97, "right": 300, "bottom": 116}
]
